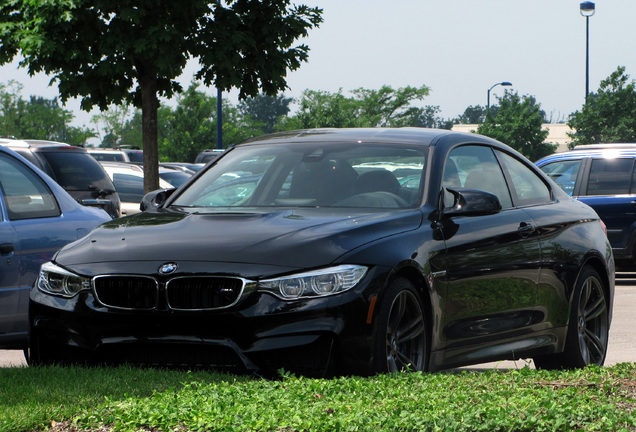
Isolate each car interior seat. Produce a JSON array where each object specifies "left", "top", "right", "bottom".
[
  {"left": 464, "top": 165, "right": 512, "bottom": 208},
  {"left": 354, "top": 170, "right": 401, "bottom": 195},
  {"left": 289, "top": 158, "right": 357, "bottom": 205},
  {"left": 442, "top": 159, "right": 462, "bottom": 189}
]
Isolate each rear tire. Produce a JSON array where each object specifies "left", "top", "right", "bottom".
[
  {"left": 373, "top": 278, "right": 428, "bottom": 373},
  {"left": 534, "top": 266, "right": 609, "bottom": 369}
]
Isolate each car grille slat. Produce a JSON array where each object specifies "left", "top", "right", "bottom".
[
  {"left": 92, "top": 276, "right": 245, "bottom": 311},
  {"left": 167, "top": 277, "right": 244, "bottom": 310},
  {"left": 93, "top": 276, "right": 158, "bottom": 310}
]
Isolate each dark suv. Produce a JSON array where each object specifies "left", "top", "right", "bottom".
[
  {"left": 536, "top": 143, "right": 636, "bottom": 269},
  {"left": 0, "top": 139, "right": 121, "bottom": 218},
  {"left": 195, "top": 148, "right": 224, "bottom": 164}
]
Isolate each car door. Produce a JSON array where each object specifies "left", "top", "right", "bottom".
[
  {"left": 0, "top": 197, "right": 21, "bottom": 336},
  {"left": 437, "top": 144, "right": 541, "bottom": 356},
  {"left": 495, "top": 149, "right": 571, "bottom": 330},
  {"left": 577, "top": 157, "right": 636, "bottom": 253},
  {"left": 0, "top": 152, "right": 68, "bottom": 343}
]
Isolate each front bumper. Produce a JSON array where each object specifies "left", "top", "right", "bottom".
[{"left": 29, "top": 273, "right": 381, "bottom": 376}]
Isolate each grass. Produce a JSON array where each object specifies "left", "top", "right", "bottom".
[{"left": 0, "top": 363, "right": 635, "bottom": 432}]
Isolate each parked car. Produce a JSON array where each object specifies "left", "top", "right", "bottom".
[
  {"left": 121, "top": 148, "right": 144, "bottom": 163},
  {"left": 99, "top": 162, "right": 175, "bottom": 216},
  {"left": 0, "top": 145, "right": 111, "bottom": 352},
  {"left": 0, "top": 139, "right": 121, "bottom": 218},
  {"left": 88, "top": 147, "right": 144, "bottom": 163},
  {"left": 160, "top": 162, "right": 205, "bottom": 175},
  {"left": 30, "top": 128, "right": 614, "bottom": 377},
  {"left": 536, "top": 143, "right": 636, "bottom": 270},
  {"left": 154, "top": 165, "right": 193, "bottom": 188},
  {"left": 195, "top": 148, "right": 225, "bottom": 164}
]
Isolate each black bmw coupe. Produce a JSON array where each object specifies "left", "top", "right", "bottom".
[{"left": 29, "top": 128, "right": 614, "bottom": 376}]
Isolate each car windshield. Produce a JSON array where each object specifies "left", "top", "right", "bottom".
[{"left": 171, "top": 142, "right": 427, "bottom": 211}]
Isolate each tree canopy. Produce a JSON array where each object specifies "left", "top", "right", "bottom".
[
  {"left": 455, "top": 105, "right": 489, "bottom": 124},
  {"left": 567, "top": 66, "right": 636, "bottom": 148},
  {"left": 0, "top": 80, "right": 95, "bottom": 144},
  {"left": 238, "top": 94, "right": 293, "bottom": 134},
  {"left": 157, "top": 83, "right": 261, "bottom": 162},
  {"left": 0, "top": 0, "right": 322, "bottom": 192},
  {"left": 477, "top": 91, "right": 555, "bottom": 161},
  {"left": 278, "top": 85, "right": 451, "bottom": 130}
]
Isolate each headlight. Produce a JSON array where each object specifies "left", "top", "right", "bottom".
[
  {"left": 258, "top": 265, "right": 368, "bottom": 300},
  {"left": 36, "top": 262, "right": 91, "bottom": 298}
]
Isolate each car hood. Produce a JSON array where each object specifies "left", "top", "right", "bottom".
[{"left": 55, "top": 208, "right": 423, "bottom": 273}]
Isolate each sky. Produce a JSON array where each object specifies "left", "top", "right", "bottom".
[{"left": 1, "top": 0, "right": 635, "bottom": 130}]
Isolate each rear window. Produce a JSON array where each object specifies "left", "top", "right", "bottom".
[
  {"left": 90, "top": 152, "right": 126, "bottom": 162},
  {"left": 38, "top": 151, "right": 115, "bottom": 191},
  {"left": 124, "top": 150, "right": 144, "bottom": 163}
]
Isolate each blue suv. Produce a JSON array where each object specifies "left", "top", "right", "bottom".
[{"left": 536, "top": 144, "right": 636, "bottom": 270}]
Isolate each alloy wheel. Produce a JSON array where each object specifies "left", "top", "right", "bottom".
[
  {"left": 576, "top": 274, "right": 609, "bottom": 366},
  {"left": 385, "top": 290, "right": 427, "bottom": 372}
]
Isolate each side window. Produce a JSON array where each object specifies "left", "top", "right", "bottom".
[
  {"left": 586, "top": 158, "right": 634, "bottom": 195},
  {"left": 538, "top": 159, "right": 582, "bottom": 196},
  {"left": 497, "top": 151, "right": 552, "bottom": 206},
  {"left": 442, "top": 145, "right": 512, "bottom": 209},
  {"left": 0, "top": 153, "right": 60, "bottom": 220}
]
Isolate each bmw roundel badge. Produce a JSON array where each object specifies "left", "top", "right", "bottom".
[{"left": 159, "top": 262, "right": 178, "bottom": 275}]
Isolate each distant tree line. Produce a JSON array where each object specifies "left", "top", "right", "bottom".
[{"left": 1, "top": 66, "right": 636, "bottom": 162}]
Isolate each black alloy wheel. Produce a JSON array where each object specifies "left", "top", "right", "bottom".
[
  {"left": 572, "top": 267, "right": 609, "bottom": 366},
  {"left": 534, "top": 266, "right": 609, "bottom": 369},
  {"left": 373, "top": 278, "right": 428, "bottom": 373}
]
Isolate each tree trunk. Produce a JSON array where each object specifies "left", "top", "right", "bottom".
[{"left": 138, "top": 62, "right": 160, "bottom": 194}]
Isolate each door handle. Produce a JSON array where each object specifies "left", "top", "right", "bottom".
[
  {"left": 1, "top": 243, "right": 15, "bottom": 255},
  {"left": 518, "top": 222, "right": 536, "bottom": 238}
]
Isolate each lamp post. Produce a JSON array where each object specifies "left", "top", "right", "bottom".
[
  {"left": 487, "top": 82, "right": 512, "bottom": 118},
  {"left": 580, "top": 1, "right": 595, "bottom": 104},
  {"left": 217, "top": 88, "right": 223, "bottom": 149}
]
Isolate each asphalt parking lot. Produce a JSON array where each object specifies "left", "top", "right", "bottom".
[{"left": 2, "top": 275, "right": 634, "bottom": 370}]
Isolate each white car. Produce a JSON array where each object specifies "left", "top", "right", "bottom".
[{"left": 100, "top": 163, "right": 173, "bottom": 216}]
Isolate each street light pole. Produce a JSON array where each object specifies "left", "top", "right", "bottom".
[
  {"left": 217, "top": 88, "right": 223, "bottom": 150},
  {"left": 487, "top": 82, "right": 512, "bottom": 118},
  {"left": 580, "top": 1, "right": 595, "bottom": 104}
]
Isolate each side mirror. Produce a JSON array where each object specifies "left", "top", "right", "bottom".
[
  {"left": 140, "top": 188, "right": 176, "bottom": 212},
  {"left": 442, "top": 188, "right": 502, "bottom": 218}
]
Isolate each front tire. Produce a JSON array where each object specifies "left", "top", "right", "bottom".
[
  {"left": 534, "top": 266, "right": 609, "bottom": 369},
  {"left": 373, "top": 278, "right": 428, "bottom": 373},
  {"left": 28, "top": 332, "right": 56, "bottom": 366},
  {"left": 28, "top": 331, "right": 86, "bottom": 367}
]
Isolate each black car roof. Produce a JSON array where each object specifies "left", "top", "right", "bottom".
[{"left": 240, "top": 128, "right": 472, "bottom": 146}]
